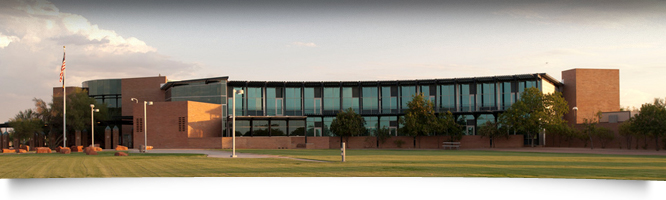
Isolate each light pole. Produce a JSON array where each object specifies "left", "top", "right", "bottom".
[
  {"left": 90, "top": 104, "right": 99, "bottom": 148},
  {"left": 572, "top": 107, "right": 578, "bottom": 124},
  {"left": 143, "top": 101, "right": 153, "bottom": 153},
  {"left": 231, "top": 89, "right": 244, "bottom": 158}
]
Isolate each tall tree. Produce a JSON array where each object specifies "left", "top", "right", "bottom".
[
  {"left": 8, "top": 109, "right": 43, "bottom": 147},
  {"left": 582, "top": 111, "right": 603, "bottom": 149},
  {"left": 400, "top": 93, "right": 438, "bottom": 148},
  {"left": 632, "top": 98, "right": 666, "bottom": 151},
  {"left": 500, "top": 88, "right": 569, "bottom": 147},
  {"left": 330, "top": 108, "right": 366, "bottom": 148},
  {"left": 477, "top": 121, "right": 509, "bottom": 148},
  {"left": 618, "top": 119, "right": 636, "bottom": 150},
  {"left": 435, "top": 111, "right": 464, "bottom": 142}
]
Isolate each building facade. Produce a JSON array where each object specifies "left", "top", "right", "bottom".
[{"left": 54, "top": 68, "right": 622, "bottom": 149}]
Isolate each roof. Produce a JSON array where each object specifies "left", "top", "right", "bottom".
[
  {"left": 228, "top": 73, "right": 563, "bottom": 87},
  {"left": 160, "top": 76, "right": 229, "bottom": 90}
]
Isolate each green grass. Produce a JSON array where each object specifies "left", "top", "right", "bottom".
[{"left": 1, "top": 149, "right": 665, "bottom": 179}]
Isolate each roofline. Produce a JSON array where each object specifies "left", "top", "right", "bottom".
[
  {"left": 160, "top": 76, "right": 229, "bottom": 90},
  {"left": 228, "top": 73, "right": 560, "bottom": 86}
]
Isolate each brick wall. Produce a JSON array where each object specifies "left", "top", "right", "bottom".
[
  {"left": 187, "top": 138, "right": 222, "bottom": 149},
  {"left": 562, "top": 69, "right": 620, "bottom": 125},
  {"left": 187, "top": 102, "right": 222, "bottom": 138},
  {"left": 134, "top": 101, "right": 188, "bottom": 149}
]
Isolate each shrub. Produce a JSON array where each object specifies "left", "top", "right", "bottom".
[{"left": 394, "top": 139, "right": 405, "bottom": 148}]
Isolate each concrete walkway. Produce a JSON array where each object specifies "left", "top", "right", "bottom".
[{"left": 127, "top": 149, "right": 279, "bottom": 158}]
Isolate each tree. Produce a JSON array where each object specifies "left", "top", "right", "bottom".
[
  {"left": 330, "top": 108, "right": 366, "bottom": 148},
  {"left": 435, "top": 111, "right": 464, "bottom": 142},
  {"left": 618, "top": 119, "right": 636, "bottom": 150},
  {"left": 400, "top": 93, "right": 438, "bottom": 148},
  {"left": 375, "top": 126, "right": 391, "bottom": 148},
  {"left": 632, "top": 98, "right": 666, "bottom": 151},
  {"left": 500, "top": 88, "right": 569, "bottom": 147},
  {"left": 35, "top": 88, "right": 109, "bottom": 148},
  {"left": 582, "top": 111, "right": 603, "bottom": 149},
  {"left": 596, "top": 126, "right": 614, "bottom": 149},
  {"left": 477, "top": 121, "right": 509, "bottom": 148},
  {"left": 8, "top": 109, "right": 43, "bottom": 147}
]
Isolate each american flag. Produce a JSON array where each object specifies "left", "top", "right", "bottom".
[{"left": 59, "top": 49, "right": 65, "bottom": 83}]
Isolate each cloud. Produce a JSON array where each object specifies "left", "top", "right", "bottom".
[
  {"left": 291, "top": 42, "right": 317, "bottom": 47},
  {"left": 0, "top": 0, "right": 201, "bottom": 121}
]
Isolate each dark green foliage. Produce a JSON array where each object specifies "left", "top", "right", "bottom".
[
  {"left": 499, "top": 88, "right": 569, "bottom": 147},
  {"left": 435, "top": 111, "right": 464, "bottom": 142},
  {"left": 477, "top": 121, "right": 509, "bottom": 148},
  {"left": 376, "top": 126, "right": 391, "bottom": 148},
  {"left": 8, "top": 109, "right": 43, "bottom": 146},
  {"left": 631, "top": 98, "right": 666, "bottom": 151},
  {"left": 330, "top": 108, "right": 367, "bottom": 147}
]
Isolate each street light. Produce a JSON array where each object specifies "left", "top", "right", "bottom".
[
  {"left": 90, "top": 104, "right": 99, "bottom": 148},
  {"left": 572, "top": 107, "right": 578, "bottom": 124},
  {"left": 231, "top": 89, "right": 244, "bottom": 158},
  {"left": 131, "top": 98, "right": 152, "bottom": 153}
]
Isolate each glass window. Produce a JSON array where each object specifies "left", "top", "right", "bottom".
[
  {"left": 361, "top": 87, "right": 379, "bottom": 114},
  {"left": 439, "top": 85, "right": 455, "bottom": 111},
  {"left": 323, "top": 87, "right": 340, "bottom": 111},
  {"left": 499, "top": 82, "right": 514, "bottom": 110},
  {"left": 459, "top": 84, "right": 473, "bottom": 112},
  {"left": 168, "top": 82, "right": 227, "bottom": 104},
  {"left": 380, "top": 116, "right": 398, "bottom": 136},
  {"left": 477, "top": 114, "right": 495, "bottom": 127},
  {"left": 270, "top": 120, "right": 287, "bottom": 136},
  {"left": 364, "top": 116, "right": 378, "bottom": 136},
  {"left": 233, "top": 120, "right": 251, "bottom": 136},
  {"left": 228, "top": 87, "right": 245, "bottom": 116},
  {"left": 381, "top": 86, "right": 398, "bottom": 114},
  {"left": 285, "top": 88, "right": 302, "bottom": 116},
  {"left": 246, "top": 87, "right": 263, "bottom": 116},
  {"left": 266, "top": 88, "right": 283, "bottom": 116},
  {"left": 304, "top": 88, "right": 321, "bottom": 115},
  {"left": 420, "top": 85, "right": 436, "bottom": 103},
  {"left": 289, "top": 120, "right": 305, "bottom": 136},
  {"left": 323, "top": 117, "right": 335, "bottom": 136},
  {"left": 476, "top": 83, "right": 496, "bottom": 110},
  {"left": 306, "top": 117, "right": 322, "bottom": 136},
  {"left": 342, "top": 87, "right": 360, "bottom": 111},
  {"left": 253, "top": 120, "right": 269, "bottom": 136},
  {"left": 400, "top": 86, "right": 416, "bottom": 110}
]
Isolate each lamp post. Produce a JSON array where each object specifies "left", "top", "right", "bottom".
[
  {"left": 90, "top": 104, "right": 99, "bottom": 148},
  {"left": 572, "top": 107, "right": 578, "bottom": 124},
  {"left": 231, "top": 89, "right": 244, "bottom": 158},
  {"left": 143, "top": 101, "right": 153, "bottom": 153}
]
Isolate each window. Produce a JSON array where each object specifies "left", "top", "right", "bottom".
[
  {"left": 289, "top": 120, "right": 305, "bottom": 136},
  {"left": 227, "top": 87, "right": 245, "bottom": 116},
  {"left": 323, "top": 87, "right": 340, "bottom": 111},
  {"left": 400, "top": 86, "right": 416, "bottom": 111},
  {"left": 499, "top": 82, "right": 514, "bottom": 110},
  {"left": 342, "top": 87, "right": 360, "bottom": 111},
  {"left": 459, "top": 84, "right": 474, "bottom": 112},
  {"left": 178, "top": 117, "right": 186, "bottom": 132},
  {"left": 266, "top": 88, "right": 284, "bottom": 116},
  {"left": 246, "top": 87, "right": 263, "bottom": 116},
  {"left": 476, "top": 83, "right": 496, "bottom": 110},
  {"left": 304, "top": 88, "right": 322, "bottom": 115},
  {"left": 381, "top": 86, "right": 398, "bottom": 114},
  {"left": 439, "top": 85, "right": 455, "bottom": 111},
  {"left": 361, "top": 87, "right": 379, "bottom": 114},
  {"left": 136, "top": 118, "right": 143, "bottom": 132},
  {"left": 285, "top": 88, "right": 302, "bottom": 116}
]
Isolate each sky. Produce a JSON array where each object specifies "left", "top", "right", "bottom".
[{"left": 1, "top": 0, "right": 665, "bottom": 122}]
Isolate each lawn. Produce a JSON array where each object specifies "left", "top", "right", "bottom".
[{"left": 1, "top": 149, "right": 665, "bottom": 179}]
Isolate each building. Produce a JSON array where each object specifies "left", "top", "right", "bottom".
[{"left": 53, "top": 68, "right": 622, "bottom": 149}]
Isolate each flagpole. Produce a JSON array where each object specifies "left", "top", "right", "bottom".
[{"left": 63, "top": 46, "right": 66, "bottom": 148}]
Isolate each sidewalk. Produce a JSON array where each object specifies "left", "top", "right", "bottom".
[
  {"left": 127, "top": 149, "right": 279, "bottom": 158},
  {"left": 474, "top": 147, "right": 666, "bottom": 156}
]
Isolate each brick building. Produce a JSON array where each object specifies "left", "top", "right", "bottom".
[{"left": 51, "top": 68, "right": 628, "bottom": 150}]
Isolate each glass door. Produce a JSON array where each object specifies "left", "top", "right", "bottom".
[{"left": 314, "top": 128, "right": 322, "bottom": 137}]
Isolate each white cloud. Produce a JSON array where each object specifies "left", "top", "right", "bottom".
[
  {"left": 291, "top": 42, "right": 317, "bottom": 47},
  {"left": 0, "top": 0, "right": 200, "bottom": 121},
  {"left": 0, "top": 33, "right": 20, "bottom": 48}
]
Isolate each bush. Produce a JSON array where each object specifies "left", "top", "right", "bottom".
[{"left": 394, "top": 139, "right": 405, "bottom": 148}]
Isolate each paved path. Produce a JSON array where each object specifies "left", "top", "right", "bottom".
[
  {"left": 472, "top": 147, "right": 666, "bottom": 156},
  {"left": 127, "top": 149, "right": 279, "bottom": 158}
]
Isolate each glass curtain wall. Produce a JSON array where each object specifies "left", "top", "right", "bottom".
[
  {"left": 459, "top": 84, "right": 474, "bottom": 112},
  {"left": 228, "top": 87, "right": 245, "bottom": 116},
  {"left": 364, "top": 116, "right": 378, "bottom": 136},
  {"left": 289, "top": 120, "right": 305, "bottom": 136},
  {"left": 361, "top": 87, "right": 379, "bottom": 114},
  {"left": 304, "top": 88, "right": 322, "bottom": 115},
  {"left": 439, "top": 85, "right": 455, "bottom": 112},
  {"left": 381, "top": 86, "right": 398, "bottom": 114},
  {"left": 476, "top": 83, "right": 496, "bottom": 111},
  {"left": 270, "top": 120, "right": 287, "bottom": 136},
  {"left": 420, "top": 85, "right": 436, "bottom": 103},
  {"left": 400, "top": 86, "right": 416, "bottom": 111},
  {"left": 342, "top": 87, "right": 360, "bottom": 112},
  {"left": 266, "top": 88, "right": 283, "bottom": 116},
  {"left": 285, "top": 88, "right": 302, "bottom": 116},
  {"left": 246, "top": 87, "right": 263, "bottom": 116},
  {"left": 323, "top": 87, "right": 340, "bottom": 112},
  {"left": 499, "top": 82, "right": 514, "bottom": 110}
]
